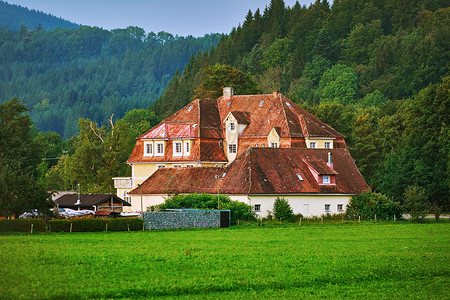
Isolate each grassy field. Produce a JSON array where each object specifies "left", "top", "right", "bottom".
[{"left": 0, "top": 222, "right": 448, "bottom": 299}]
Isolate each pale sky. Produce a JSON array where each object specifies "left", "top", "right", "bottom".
[{"left": 5, "top": 0, "right": 318, "bottom": 37}]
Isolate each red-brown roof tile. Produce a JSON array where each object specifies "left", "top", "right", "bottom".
[{"left": 130, "top": 148, "right": 369, "bottom": 196}]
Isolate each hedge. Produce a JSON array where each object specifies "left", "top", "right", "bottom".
[
  {"left": 0, "top": 219, "right": 47, "bottom": 233},
  {"left": 48, "top": 218, "right": 143, "bottom": 232}
]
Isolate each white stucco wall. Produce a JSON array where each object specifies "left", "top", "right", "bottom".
[
  {"left": 126, "top": 193, "right": 352, "bottom": 217},
  {"left": 248, "top": 195, "right": 351, "bottom": 218}
]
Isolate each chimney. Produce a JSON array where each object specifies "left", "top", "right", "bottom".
[
  {"left": 273, "top": 91, "right": 280, "bottom": 97},
  {"left": 223, "top": 87, "right": 234, "bottom": 99},
  {"left": 327, "top": 152, "right": 333, "bottom": 169}
]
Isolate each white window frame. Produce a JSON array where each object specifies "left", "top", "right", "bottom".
[
  {"left": 186, "top": 164, "right": 194, "bottom": 167},
  {"left": 337, "top": 204, "right": 343, "bottom": 212},
  {"left": 325, "top": 204, "right": 331, "bottom": 212},
  {"left": 173, "top": 164, "right": 182, "bottom": 168},
  {"left": 254, "top": 204, "right": 261, "bottom": 212},
  {"left": 184, "top": 141, "right": 190, "bottom": 155},
  {"left": 156, "top": 164, "right": 166, "bottom": 169},
  {"left": 228, "top": 144, "right": 237, "bottom": 154},
  {"left": 270, "top": 142, "right": 278, "bottom": 148},
  {"left": 323, "top": 175, "right": 330, "bottom": 184},
  {"left": 324, "top": 141, "right": 331, "bottom": 149},
  {"left": 155, "top": 142, "right": 164, "bottom": 156},
  {"left": 309, "top": 141, "right": 317, "bottom": 148},
  {"left": 144, "top": 142, "right": 153, "bottom": 156},
  {"left": 173, "top": 141, "right": 182, "bottom": 156},
  {"left": 230, "top": 122, "right": 236, "bottom": 131}
]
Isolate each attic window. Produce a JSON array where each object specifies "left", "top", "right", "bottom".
[
  {"left": 230, "top": 123, "right": 236, "bottom": 131},
  {"left": 309, "top": 142, "right": 317, "bottom": 149},
  {"left": 259, "top": 100, "right": 264, "bottom": 106},
  {"left": 228, "top": 144, "right": 237, "bottom": 154},
  {"left": 286, "top": 102, "right": 291, "bottom": 107},
  {"left": 222, "top": 173, "right": 227, "bottom": 178},
  {"left": 227, "top": 102, "right": 231, "bottom": 107},
  {"left": 187, "top": 106, "right": 193, "bottom": 111},
  {"left": 296, "top": 174, "right": 303, "bottom": 181},
  {"left": 323, "top": 175, "right": 330, "bottom": 184},
  {"left": 270, "top": 142, "right": 278, "bottom": 148}
]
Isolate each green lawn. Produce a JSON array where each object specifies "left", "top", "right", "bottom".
[{"left": 0, "top": 222, "right": 448, "bottom": 299}]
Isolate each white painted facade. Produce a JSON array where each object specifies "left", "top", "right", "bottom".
[{"left": 126, "top": 193, "right": 351, "bottom": 216}]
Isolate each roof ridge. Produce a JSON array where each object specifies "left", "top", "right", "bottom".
[{"left": 278, "top": 93, "right": 291, "bottom": 137}]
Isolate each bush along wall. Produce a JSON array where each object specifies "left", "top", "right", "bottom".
[{"left": 0, "top": 219, "right": 47, "bottom": 233}]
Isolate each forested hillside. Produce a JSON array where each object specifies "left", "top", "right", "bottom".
[
  {"left": 0, "top": 0, "right": 448, "bottom": 218},
  {"left": 0, "top": 25, "right": 221, "bottom": 138},
  {"left": 0, "top": 1, "right": 79, "bottom": 31},
  {"left": 154, "top": 0, "right": 449, "bottom": 210}
]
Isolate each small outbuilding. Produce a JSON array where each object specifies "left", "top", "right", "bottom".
[{"left": 55, "top": 194, "right": 131, "bottom": 212}]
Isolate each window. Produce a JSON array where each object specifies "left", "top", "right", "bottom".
[
  {"left": 254, "top": 204, "right": 261, "bottom": 212},
  {"left": 229, "top": 144, "right": 237, "bottom": 154},
  {"left": 324, "top": 141, "right": 331, "bottom": 149},
  {"left": 145, "top": 143, "right": 153, "bottom": 155},
  {"left": 157, "top": 164, "right": 166, "bottom": 169},
  {"left": 337, "top": 204, "right": 343, "bottom": 211},
  {"left": 187, "top": 105, "right": 193, "bottom": 111},
  {"left": 173, "top": 142, "right": 182, "bottom": 155},
  {"left": 323, "top": 175, "right": 330, "bottom": 184},
  {"left": 270, "top": 142, "right": 278, "bottom": 148},
  {"left": 156, "top": 143, "right": 164, "bottom": 155},
  {"left": 173, "top": 164, "right": 182, "bottom": 168},
  {"left": 230, "top": 122, "right": 236, "bottom": 130},
  {"left": 261, "top": 144, "right": 265, "bottom": 147},
  {"left": 259, "top": 100, "right": 264, "bottom": 106},
  {"left": 186, "top": 164, "right": 194, "bottom": 167},
  {"left": 123, "top": 190, "right": 131, "bottom": 203},
  {"left": 286, "top": 102, "right": 291, "bottom": 107},
  {"left": 309, "top": 142, "right": 317, "bottom": 148},
  {"left": 325, "top": 204, "right": 331, "bottom": 212},
  {"left": 185, "top": 141, "right": 190, "bottom": 154},
  {"left": 296, "top": 174, "right": 303, "bottom": 181}
]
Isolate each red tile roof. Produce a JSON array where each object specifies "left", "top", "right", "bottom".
[
  {"left": 128, "top": 92, "right": 345, "bottom": 164},
  {"left": 129, "top": 148, "right": 369, "bottom": 196}
]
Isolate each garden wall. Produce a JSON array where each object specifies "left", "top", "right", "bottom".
[{"left": 143, "top": 209, "right": 230, "bottom": 230}]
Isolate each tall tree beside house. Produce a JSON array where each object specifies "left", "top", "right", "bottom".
[{"left": 0, "top": 98, "right": 52, "bottom": 218}]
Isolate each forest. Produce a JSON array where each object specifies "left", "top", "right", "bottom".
[
  {"left": 0, "top": 6, "right": 221, "bottom": 138},
  {"left": 0, "top": 0, "right": 449, "bottom": 217}
]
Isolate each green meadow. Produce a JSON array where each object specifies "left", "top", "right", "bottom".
[{"left": 0, "top": 222, "right": 448, "bottom": 299}]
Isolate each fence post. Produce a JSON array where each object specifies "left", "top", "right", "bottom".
[
  {"left": 70, "top": 222, "right": 73, "bottom": 233},
  {"left": 321, "top": 216, "right": 324, "bottom": 224},
  {"left": 375, "top": 215, "right": 377, "bottom": 222},
  {"left": 105, "top": 223, "right": 108, "bottom": 232},
  {"left": 194, "top": 221, "right": 196, "bottom": 229},
  {"left": 127, "top": 224, "right": 130, "bottom": 232},
  {"left": 394, "top": 215, "right": 396, "bottom": 222},
  {"left": 299, "top": 218, "right": 302, "bottom": 226},
  {"left": 30, "top": 223, "right": 33, "bottom": 234},
  {"left": 358, "top": 216, "right": 361, "bottom": 223}
]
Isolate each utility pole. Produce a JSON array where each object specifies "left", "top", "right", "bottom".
[
  {"left": 215, "top": 175, "right": 220, "bottom": 209},
  {"left": 138, "top": 184, "right": 143, "bottom": 214}
]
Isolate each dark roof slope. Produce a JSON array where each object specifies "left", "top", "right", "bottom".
[
  {"left": 56, "top": 194, "right": 130, "bottom": 208},
  {"left": 130, "top": 148, "right": 368, "bottom": 196}
]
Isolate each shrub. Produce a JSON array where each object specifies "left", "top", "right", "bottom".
[
  {"left": 109, "top": 218, "right": 143, "bottom": 231},
  {"left": 0, "top": 219, "right": 47, "bottom": 233},
  {"left": 273, "top": 197, "right": 294, "bottom": 220},
  {"left": 150, "top": 193, "right": 256, "bottom": 225},
  {"left": 404, "top": 186, "right": 428, "bottom": 222},
  {"left": 345, "top": 191, "right": 402, "bottom": 220}
]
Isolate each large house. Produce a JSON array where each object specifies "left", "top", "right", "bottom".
[{"left": 114, "top": 88, "right": 368, "bottom": 216}]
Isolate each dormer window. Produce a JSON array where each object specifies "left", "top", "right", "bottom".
[
  {"left": 309, "top": 142, "right": 317, "bottom": 148},
  {"left": 324, "top": 141, "right": 331, "bottom": 149},
  {"left": 184, "top": 141, "right": 190, "bottom": 155},
  {"left": 270, "top": 142, "right": 278, "bottom": 148},
  {"left": 323, "top": 175, "right": 330, "bottom": 184},
  {"left": 174, "top": 142, "right": 182, "bottom": 156},
  {"left": 230, "top": 123, "right": 236, "bottom": 131},
  {"left": 296, "top": 174, "right": 303, "bottom": 181},
  {"left": 228, "top": 144, "right": 237, "bottom": 154},
  {"left": 155, "top": 142, "right": 164, "bottom": 156}
]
